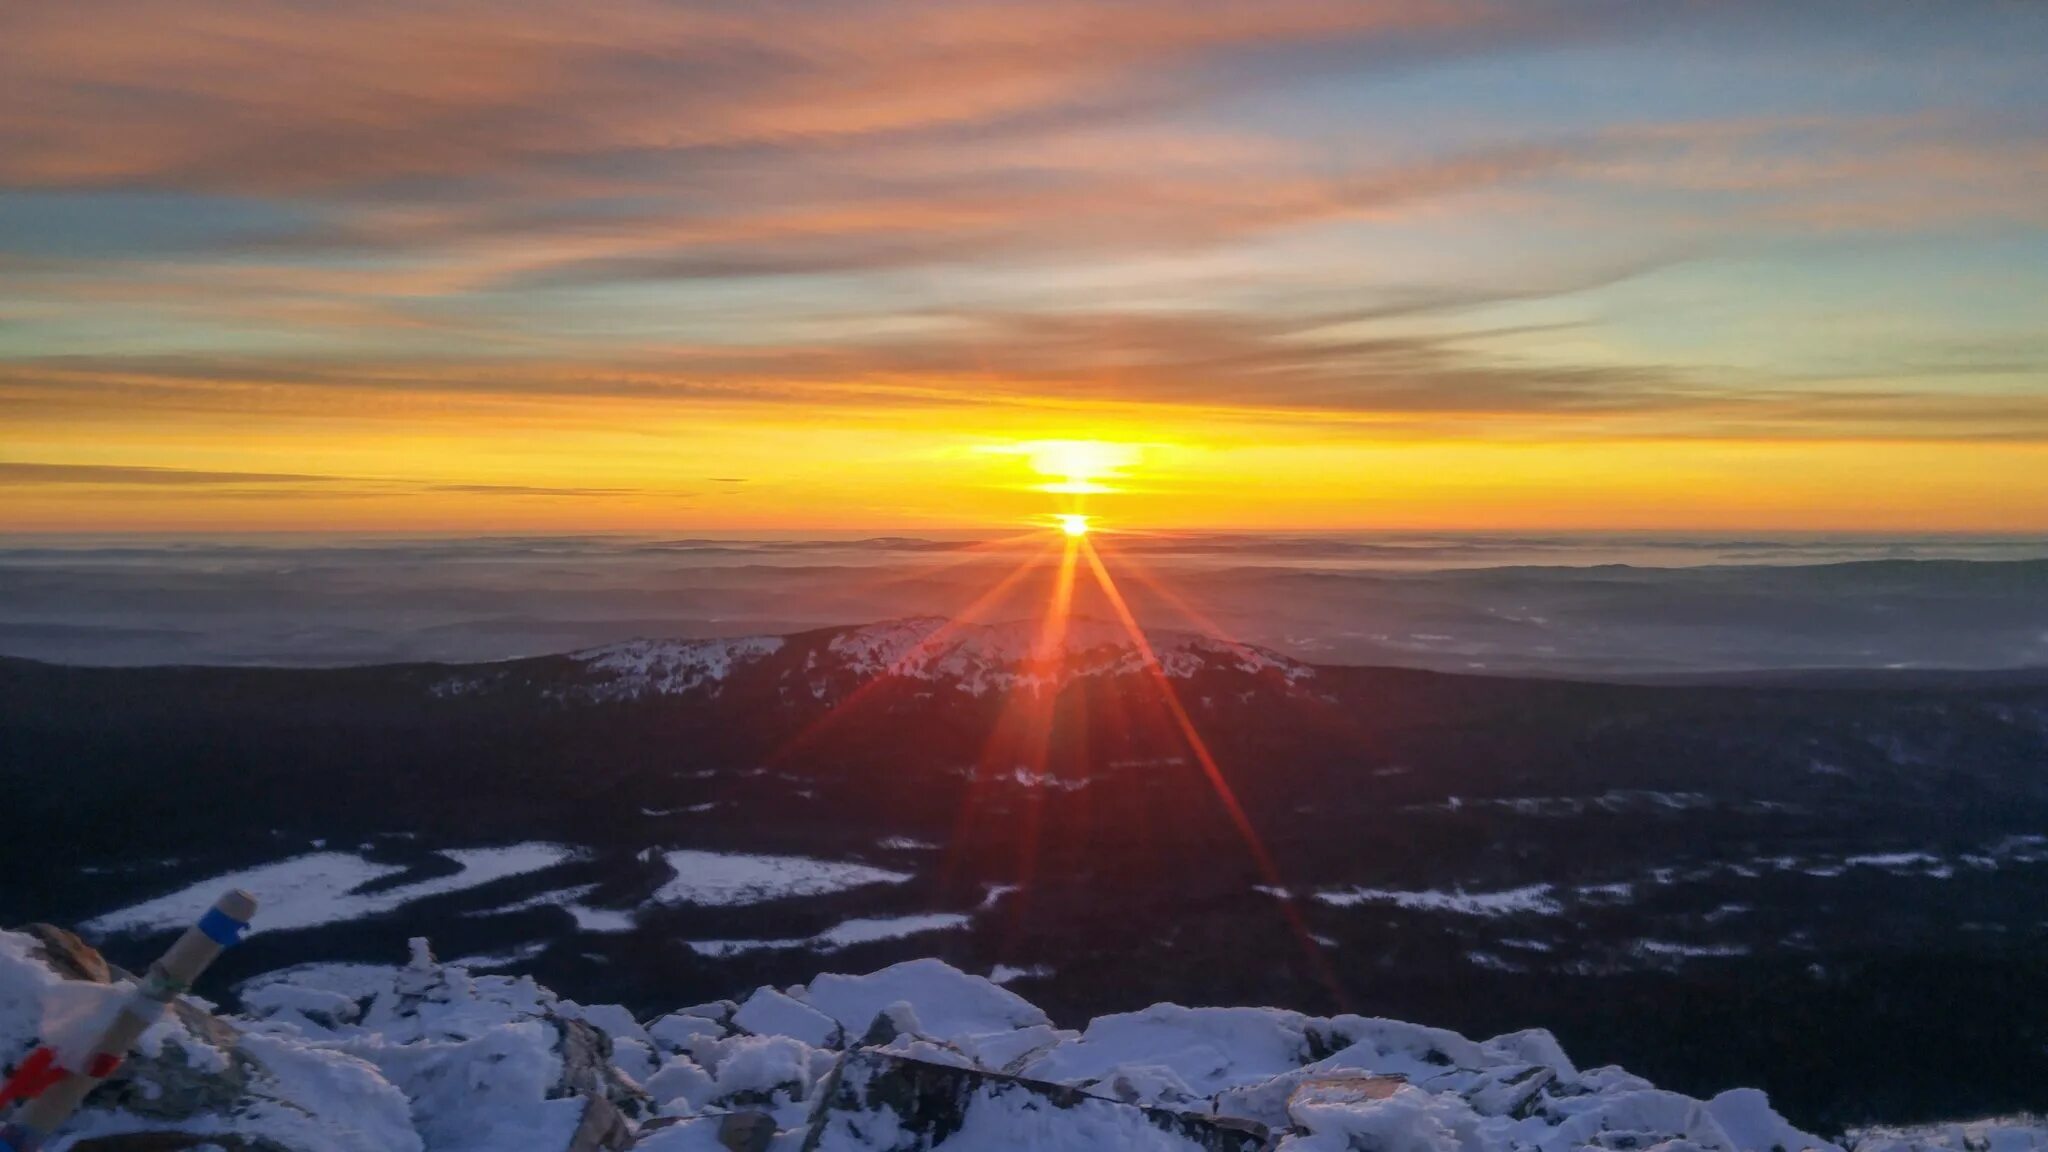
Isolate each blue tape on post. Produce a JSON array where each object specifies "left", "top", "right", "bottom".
[{"left": 196, "top": 907, "right": 250, "bottom": 947}]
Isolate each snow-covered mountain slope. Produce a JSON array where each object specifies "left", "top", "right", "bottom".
[
  {"left": 817, "top": 616, "right": 1311, "bottom": 694},
  {"left": 6, "top": 928, "right": 2040, "bottom": 1152},
  {"left": 440, "top": 617, "right": 1315, "bottom": 703},
  {"left": 571, "top": 636, "right": 788, "bottom": 701},
  {"left": 14, "top": 639, "right": 2048, "bottom": 1129}
]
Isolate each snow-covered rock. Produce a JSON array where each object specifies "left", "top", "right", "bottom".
[
  {"left": 1849, "top": 1116, "right": 2048, "bottom": 1152},
  {"left": 802, "top": 959, "right": 1050, "bottom": 1047},
  {"left": 806, "top": 1048, "right": 1266, "bottom": 1151},
  {"left": 731, "top": 987, "right": 842, "bottom": 1050},
  {"left": 1, "top": 926, "right": 420, "bottom": 1152},
  {"left": 5, "top": 927, "right": 2039, "bottom": 1152},
  {"left": 239, "top": 938, "right": 649, "bottom": 1152}
]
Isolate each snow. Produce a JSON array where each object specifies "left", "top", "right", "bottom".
[
  {"left": 804, "top": 959, "right": 1051, "bottom": 1044},
  {"left": 713, "top": 1032, "right": 825, "bottom": 1106},
  {"left": 455, "top": 942, "right": 549, "bottom": 970},
  {"left": 686, "top": 912, "right": 970, "bottom": 958},
  {"left": 234, "top": 943, "right": 618, "bottom": 1152},
  {"left": 836, "top": 1074, "right": 1219, "bottom": 1151},
  {"left": 567, "top": 635, "right": 784, "bottom": 699},
  {"left": 1565, "top": 835, "right": 2048, "bottom": 900},
  {"left": 469, "top": 883, "right": 634, "bottom": 933},
  {"left": 84, "top": 844, "right": 575, "bottom": 937},
  {"left": 474, "top": 883, "right": 600, "bottom": 916},
  {"left": 814, "top": 913, "right": 970, "bottom": 950},
  {"left": 3, "top": 933, "right": 421, "bottom": 1152},
  {"left": 1852, "top": 1115, "right": 2048, "bottom": 1152},
  {"left": 240, "top": 962, "right": 409, "bottom": 1008},
  {"left": 1576, "top": 881, "right": 1637, "bottom": 902},
  {"left": 1283, "top": 1083, "right": 1461, "bottom": 1152},
  {"left": 877, "top": 836, "right": 938, "bottom": 850},
  {"left": 823, "top": 616, "right": 1313, "bottom": 697},
  {"left": 652, "top": 849, "right": 911, "bottom": 907},
  {"left": 1004, "top": 766, "right": 1089, "bottom": 790},
  {"left": 85, "top": 853, "right": 395, "bottom": 937},
  {"left": 685, "top": 937, "right": 811, "bottom": 958},
  {"left": 1633, "top": 940, "right": 1751, "bottom": 959},
  {"left": 642, "top": 1055, "right": 716, "bottom": 1112},
  {"left": 1843, "top": 851, "right": 1950, "bottom": 873},
  {"left": 1022, "top": 1002, "right": 1320, "bottom": 1098},
  {"left": 1314, "top": 884, "right": 1563, "bottom": 917},
  {"left": 989, "top": 963, "right": 1054, "bottom": 985},
  {"left": 732, "top": 987, "right": 842, "bottom": 1048},
  {"left": 8, "top": 928, "right": 2043, "bottom": 1152},
  {"left": 566, "top": 903, "right": 637, "bottom": 933},
  {"left": 633, "top": 1120, "right": 729, "bottom": 1150},
  {"left": 1414, "top": 790, "right": 1716, "bottom": 817}
]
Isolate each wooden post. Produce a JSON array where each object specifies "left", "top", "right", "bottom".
[{"left": 1, "top": 889, "right": 257, "bottom": 1152}]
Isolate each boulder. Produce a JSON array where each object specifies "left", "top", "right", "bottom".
[
  {"left": 717, "top": 1110, "right": 777, "bottom": 1152},
  {"left": 237, "top": 939, "right": 652, "bottom": 1151},
  {"left": 0, "top": 929, "right": 419, "bottom": 1152},
  {"left": 20, "top": 924, "right": 112, "bottom": 984},
  {"left": 799, "top": 1049, "right": 1269, "bottom": 1152},
  {"left": 70, "top": 1136, "right": 296, "bottom": 1152},
  {"left": 731, "top": 988, "right": 842, "bottom": 1050}
]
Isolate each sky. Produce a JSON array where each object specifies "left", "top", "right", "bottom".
[{"left": 3, "top": 0, "right": 2046, "bottom": 532}]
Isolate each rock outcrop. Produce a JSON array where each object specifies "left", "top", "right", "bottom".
[{"left": 5, "top": 929, "right": 2045, "bottom": 1152}]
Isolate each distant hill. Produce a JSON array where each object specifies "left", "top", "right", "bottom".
[{"left": 3, "top": 618, "right": 2046, "bottom": 1130}]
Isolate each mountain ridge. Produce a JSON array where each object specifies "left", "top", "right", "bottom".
[
  {"left": 3, "top": 620, "right": 2047, "bottom": 1129},
  {"left": 432, "top": 615, "right": 1318, "bottom": 704}
]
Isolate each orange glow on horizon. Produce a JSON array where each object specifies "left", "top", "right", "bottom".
[{"left": 8, "top": 412, "right": 2046, "bottom": 533}]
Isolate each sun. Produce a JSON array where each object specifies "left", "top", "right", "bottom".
[{"left": 1056, "top": 513, "right": 1091, "bottom": 537}]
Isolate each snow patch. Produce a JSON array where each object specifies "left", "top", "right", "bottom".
[
  {"left": 877, "top": 836, "right": 939, "bottom": 851},
  {"left": 86, "top": 844, "right": 575, "bottom": 937},
  {"left": 989, "top": 964, "right": 1055, "bottom": 986},
  {"left": 816, "top": 914, "right": 970, "bottom": 950},
  {"left": 567, "top": 635, "right": 784, "bottom": 699},
  {"left": 1632, "top": 940, "right": 1751, "bottom": 959},
  {"left": 652, "top": 850, "right": 911, "bottom": 907},
  {"left": 686, "top": 914, "right": 969, "bottom": 958},
  {"left": 1314, "top": 884, "right": 1563, "bottom": 917}
]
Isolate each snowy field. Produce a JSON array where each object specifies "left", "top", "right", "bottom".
[
  {"left": 79, "top": 846, "right": 939, "bottom": 946},
  {"left": 84, "top": 844, "right": 576, "bottom": 937},
  {"left": 650, "top": 850, "right": 911, "bottom": 907}
]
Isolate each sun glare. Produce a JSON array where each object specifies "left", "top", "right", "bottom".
[
  {"left": 1056, "top": 513, "right": 1090, "bottom": 537},
  {"left": 1021, "top": 439, "right": 1140, "bottom": 495}
]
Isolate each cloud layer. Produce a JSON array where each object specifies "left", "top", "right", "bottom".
[{"left": 3, "top": 0, "right": 2046, "bottom": 526}]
